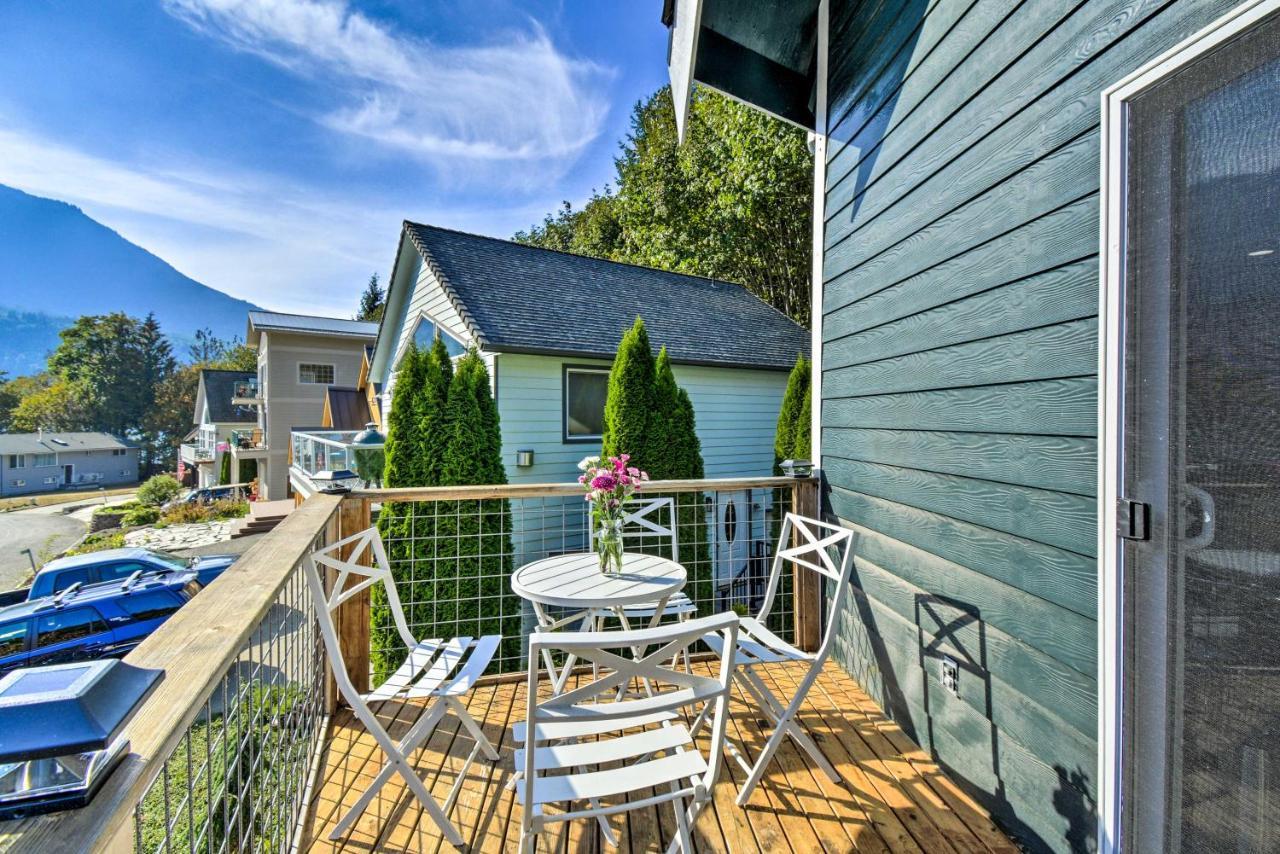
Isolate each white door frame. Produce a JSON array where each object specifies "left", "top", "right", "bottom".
[{"left": 1097, "top": 1, "right": 1280, "bottom": 850}]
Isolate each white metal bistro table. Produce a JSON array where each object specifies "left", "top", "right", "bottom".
[{"left": 511, "top": 551, "right": 687, "bottom": 694}]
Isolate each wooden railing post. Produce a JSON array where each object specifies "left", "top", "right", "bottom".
[
  {"left": 791, "top": 476, "right": 822, "bottom": 653},
  {"left": 325, "top": 497, "right": 372, "bottom": 711}
]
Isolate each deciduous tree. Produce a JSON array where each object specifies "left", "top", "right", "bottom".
[{"left": 517, "top": 87, "right": 812, "bottom": 326}]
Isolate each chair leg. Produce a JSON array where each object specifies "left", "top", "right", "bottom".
[
  {"left": 741, "top": 668, "right": 841, "bottom": 783},
  {"left": 329, "top": 700, "right": 448, "bottom": 839},
  {"left": 734, "top": 668, "right": 840, "bottom": 806},
  {"left": 445, "top": 695, "right": 500, "bottom": 761}
]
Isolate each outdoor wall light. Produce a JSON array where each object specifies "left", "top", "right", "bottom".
[
  {"left": 779, "top": 459, "right": 814, "bottom": 478},
  {"left": 0, "top": 660, "right": 161, "bottom": 820},
  {"left": 516, "top": 449, "right": 535, "bottom": 467}
]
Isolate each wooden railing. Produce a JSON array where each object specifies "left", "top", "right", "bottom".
[{"left": 0, "top": 476, "right": 821, "bottom": 853}]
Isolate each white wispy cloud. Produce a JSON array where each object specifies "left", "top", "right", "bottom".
[{"left": 162, "top": 0, "right": 613, "bottom": 168}]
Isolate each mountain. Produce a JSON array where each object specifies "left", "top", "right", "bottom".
[{"left": 0, "top": 184, "right": 261, "bottom": 375}]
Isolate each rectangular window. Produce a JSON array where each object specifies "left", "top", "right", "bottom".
[
  {"left": 120, "top": 470, "right": 129, "bottom": 476},
  {"left": 112, "top": 449, "right": 127, "bottom": 457},
  {"left": 298, "top": 363, "right": 336, "bottom": 384},
  {"left": 564, "top": 367, "right": 610, "bottom": 442},
  {"left": 7, "top": 455, "right": 24, "bottom": 469},
  {"left": 33, "top": 453, "right": 55, "bottom": 467},
  {"left": 0, "top": 621, "right": 27, "bottom": 657},
  {"left": 12, "top": 480, "right": 24, "bottom": 488},
  {"left": 35, "top": 609, "right": 108, "bottom": 648},
  {"left": 43, "top": 477, "right": 57, "bottom": 485}
]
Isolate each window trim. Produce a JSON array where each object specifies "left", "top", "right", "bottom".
[
  {"left": 394, "top": 312, "right": 469, "bottom": 370},
  {"left": 561, "top": 364, "right": 611, "bottom": 444},
  {"left": 32, "top": 453, "right": 56, "bottom": 467},
  {"left": 297, "top": 362, "right": 337, "bottom": 385},
  {"left": 7, "top": 454, "right": 25, "bottom": 469}
]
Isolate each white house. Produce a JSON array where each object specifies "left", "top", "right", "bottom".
[{"left": 368, "top": 221, "right": 809, "bottom": 586}]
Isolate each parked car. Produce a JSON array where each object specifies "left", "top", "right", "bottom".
[
  {"left": 0, "top": 571, "right": 204, "bottom": 677},
  {"left": 23, "top": 548, "right": 235, "bottom": 601},
  {"left": 168, "top": 485, "right": 246, "bottom": 507}
]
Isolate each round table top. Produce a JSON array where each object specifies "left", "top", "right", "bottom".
[{"left": 511, "top": 552, "right": 687, "bottom": 609}]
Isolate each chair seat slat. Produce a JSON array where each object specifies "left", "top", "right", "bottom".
[
  {"left": 514, "top": 724, "right": 693, "bottom": 771},
  {"left": 518, "top": 751, "right": 708, "bottom": 806}
]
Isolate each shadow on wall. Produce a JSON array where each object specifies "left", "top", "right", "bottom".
[
  {"left": 830, "top": 550, "right": 1097, "bottom": 853},
  {"left": 824, "top": 0, "right": 930, "bottom": 229}
]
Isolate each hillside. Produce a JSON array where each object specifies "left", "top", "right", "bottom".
[{"left": 0, "top": 185, "right": 261, "bottom": 374}]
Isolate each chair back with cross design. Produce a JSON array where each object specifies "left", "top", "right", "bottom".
[
  {"left": 587, "top": 495, "right": 679, "bottom": 563},
  {"left": 519, "top": 611, "right": 739, "bottom": 851},
  {"left": 304, "top": 526, "right": 416, "bottom": 706},
  {"left": 757, "top": 512, "right": 856, "bottom": 660}
]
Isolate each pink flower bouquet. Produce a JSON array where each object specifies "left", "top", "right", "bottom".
[{"left": 577, "top": 454, "right": 649, "bottom": 573}]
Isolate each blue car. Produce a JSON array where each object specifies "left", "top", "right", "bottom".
[
  {"left": 25, "top": 548, "right": 235, "bottom": 601},
  {"left": 0, "top": 572, "right": 204, "bottom": 677}
]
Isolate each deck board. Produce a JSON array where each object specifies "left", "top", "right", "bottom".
[{"left": 304, "top": 661, "right": 1016, "bottom": 852}]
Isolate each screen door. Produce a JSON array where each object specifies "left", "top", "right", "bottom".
[{"left": 1121, "top": 11, "right": 1280, "bottom": 852}]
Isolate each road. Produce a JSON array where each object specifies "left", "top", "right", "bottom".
[{"left": 0, "top": 504, "right": 87, "bottom": 591}]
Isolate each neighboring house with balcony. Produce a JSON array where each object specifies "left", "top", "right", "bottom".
[
  {"left": 357, "top": 221, "right": 808, "bottom": 584},
  {"left": 180, "top": 369, "right": 257, "bottom": 489},
  {"left": 242, "top": 311, "right": 378, "bottom": 500},
  {"left": 0, "top": 432, "right": 137, "bottom": 496}
]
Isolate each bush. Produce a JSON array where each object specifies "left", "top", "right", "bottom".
[
  {"left": 210, "top": 498, "right": 249, "bottom": 520},
  {"left": 138, "top": 474, "right": 184, "bottom": 507},
  {"left": 66, "top": 532, "right": 125, "bottom": 555},
  {"left": 158, "top": 499, "right": 249, "bottom": 527},
  {"left": 121, "top": 506, "right": 161, "bottom": 527}
]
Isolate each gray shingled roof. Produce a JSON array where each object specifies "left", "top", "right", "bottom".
[
  {"left": 404, "top": 223, "right": 808, "bottom": 370},
  {"left": 200, "top": 369, "right": 258, "bottom": 424},
  {"left": 0, "top": 432, "right": 133, "bottom": 455},
  {"left": 248, "top": 311, "right": 377, "bottom": 338}
]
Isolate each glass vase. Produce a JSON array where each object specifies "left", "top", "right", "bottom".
[{"left": 596, "top": 517, "right": 624, "bottom": 574}]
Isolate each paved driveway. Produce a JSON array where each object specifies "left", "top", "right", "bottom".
[{"left": 0, "top": 505, "right": 87, "bottom": 591}]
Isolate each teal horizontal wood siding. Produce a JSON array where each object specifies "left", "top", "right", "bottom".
[{"left": 822, "top": 1, "right": 1239, "bottom": 851}]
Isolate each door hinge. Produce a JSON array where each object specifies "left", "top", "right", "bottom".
[{"left": 1118, "top": 498, "right": 1150, "bottom": 541}]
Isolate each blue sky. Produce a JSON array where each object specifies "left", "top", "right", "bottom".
[{"left": 0, "top": 0, "right": 670, "bottom": 315}]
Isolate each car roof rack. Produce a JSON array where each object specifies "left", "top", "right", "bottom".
[
  {"left": 121, "top": 570, "right": 145, "bottom": 592},
  {"left": 50, "top": 582, "right": 83, "bottom": 607}
]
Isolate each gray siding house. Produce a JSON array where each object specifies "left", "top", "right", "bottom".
[
  {"left": 0, "top": 432, "right": 137, "bottom": 496},
  {"left": 666, "top": 1, "right": 1280, "bottom": 852},
  {"left": 241, "top": 312, "right": 378, "bottom": 500}
]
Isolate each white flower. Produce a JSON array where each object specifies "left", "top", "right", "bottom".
[{"left": 577, "top": 456, "right": 595, "bottom": 471}]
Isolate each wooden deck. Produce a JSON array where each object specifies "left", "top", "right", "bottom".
[{"left": 304, "top": 661, "right": 1019, "bottom": 853}]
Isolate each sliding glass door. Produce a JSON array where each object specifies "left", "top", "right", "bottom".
[{"left": 1119, "top": 9, "right": 1280, "bottom": 852}]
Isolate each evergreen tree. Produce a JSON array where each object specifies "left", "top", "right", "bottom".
[
  {"left": 356, "top": 273, "right": 385, "bottom": 322},
  {"left": 436, "top": 353, "right": 517, "bottom": 663},
  {"left": 648, "top": 348, "right": 709, "bottom": 604},
  {"left": 602, "top": 317, "right": 657, "bottom": 470},
  {"left": 371, "top": 344, "right": 427, "bottom": 680},
  {"left": 417, "top": 336, "right": 454, "bottom": 486},
  {"left": 380, "top": 345, "right": 426, "bottom": 488},
  {"left": 774, "top": 355, "right": 811, "bottom": 474},
  {"left": 218, "top": 451, "right": 231, "bottom": 485}
]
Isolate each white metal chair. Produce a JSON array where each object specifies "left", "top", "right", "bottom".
[
  {"left": 701, "top": 512, "right": 856, "bottom": 805},
  {"left": 304, "top": 527, "right": 501, "bottom": 849},
  {"left": 514, "top": 611, "right": 740, "bottom": 853},
  {"left": 589, "top": 496, "right": 698, "bottom": 668}
]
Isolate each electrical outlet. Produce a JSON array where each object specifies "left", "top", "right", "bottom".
[{"left": 941, "top": 656, "right": 959, "bottom": 695}]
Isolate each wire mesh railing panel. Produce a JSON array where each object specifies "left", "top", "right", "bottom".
[
  {"left": 132, "top": 554, "right": 327, "bottom": 854},
  {"left": 373, "top": 486, "right": 795, "bottom": 676}
]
